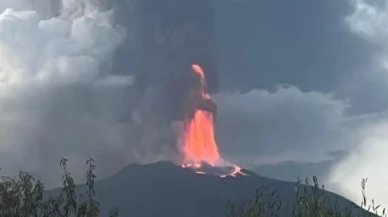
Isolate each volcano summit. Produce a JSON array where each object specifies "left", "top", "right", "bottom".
[{"left": 45, "top": 161, "right": 373, "bottom": 217}]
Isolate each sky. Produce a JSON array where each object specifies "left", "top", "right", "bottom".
[
  {"left": 214, "top": 0, "right": 388, "bottom": 207},
  {"left": 1, "top": 0, "right": 388, "bottom": 209}
]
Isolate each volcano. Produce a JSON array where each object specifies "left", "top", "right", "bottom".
[
  {"left": 44, "top": 65, "right": 374, "bottom": 217},
  {"left": 45, "top": 161, "right": 372, "bottom": 217}
]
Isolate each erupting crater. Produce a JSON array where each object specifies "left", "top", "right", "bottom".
[{"left": 179, "top": 64, "right": 247, "bottom": 178}]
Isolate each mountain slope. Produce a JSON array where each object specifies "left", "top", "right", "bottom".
[{"left": 46, "top": 161, "right": 371, "bottom": 217}]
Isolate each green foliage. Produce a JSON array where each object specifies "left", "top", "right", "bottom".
[
  {"left": 0, "top": 158, "right": 118, "bottom": 217},
  {"left": 228, "top": 176, "right": 385, "bottom": 217}
]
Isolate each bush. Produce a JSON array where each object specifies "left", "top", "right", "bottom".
[
  {"left": 0, "top": 157, "right": 118, "bottom": 217},
  {"left": 228, "top": 177, "right": 384, "bottom": 217}
]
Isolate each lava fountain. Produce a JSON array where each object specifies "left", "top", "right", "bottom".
[{"left": 180, "top": 64, "right": 246, "bottom": 177}]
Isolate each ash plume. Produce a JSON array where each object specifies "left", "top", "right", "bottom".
[{"left": 129, "top": 0, "right": 219, "bottom": 120}]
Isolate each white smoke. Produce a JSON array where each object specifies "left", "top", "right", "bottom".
[
  {"left": 0, "top": 0, "right": 175, "bottom": 188},
  {"left": 328, "top": 0, "right": 388, "bottom": 209}
]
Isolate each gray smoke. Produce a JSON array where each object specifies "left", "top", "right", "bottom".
[{"left": 0, "top": 0, "right": 178, "bottom": 189}]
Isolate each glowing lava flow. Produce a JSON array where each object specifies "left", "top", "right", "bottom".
[
  {"left": 181, "top": 64, "right": 247, "bottom": 178},
  {"left": 183, "top": 109, "right": 220, "bottom": 166},
  {"left": 182, "top": 64, "right": 220, "bottom": 166}
]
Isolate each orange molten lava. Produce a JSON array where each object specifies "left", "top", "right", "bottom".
[
  {"left": 183, "top": 110, "right": 220, "bottom": 165},
  {"left": 182, "top": 64, "right": 220, "bottom": 166},
  {"left": 181, "top": 64, "right": 247, "bottom": 178}
]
